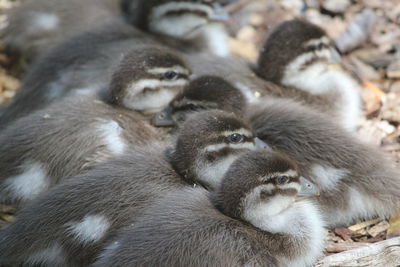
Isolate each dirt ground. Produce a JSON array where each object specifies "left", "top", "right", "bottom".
[{"left": 1, "top": 0, "right": 400, "bottom": 263}]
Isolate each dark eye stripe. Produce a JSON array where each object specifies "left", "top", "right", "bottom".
[
  {"left": 159, "top": 73, "right": 188, "bottom": 81},
  {"left": 304, "top": 43, "right": 330, "bottom": 52},
  {"left": 262, "top": 175, "right": 299, "bottom": 184},
  {"left": 165, "top": 9, "right": 209, "bottom": 18},
  {"left": 260, "top": 188, "right": 298, "bottom": 199}
]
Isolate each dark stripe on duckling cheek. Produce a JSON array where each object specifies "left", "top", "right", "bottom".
[
  {"left": 260, "top": 188, "right": 298, "bottom": 199},
  {"left": 165, "top": 9, "right": 209, "bottom": 18}
]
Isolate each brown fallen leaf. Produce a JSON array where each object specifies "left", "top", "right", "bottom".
[
  {"left": 348, "top": 218, "right": 381, "bottom": 232},
  {"left": 334, "top": 227, "right": 355, "bottom": 241},
  {"left": 387, "top": 212, "right": 400, "bottom": 238},
  {"left": 368, "top": 221, "right": 390, "bottom": 237}
]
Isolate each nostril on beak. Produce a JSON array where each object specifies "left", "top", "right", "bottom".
[
  {"left": 299, "top": 176, "right": 320, "bottom": 196},
  {"left": 255, "top": 138, "right": 271, "bottom": 150},
  {"left": 151, "top": 107, "right": 176, "bottom": 127}
]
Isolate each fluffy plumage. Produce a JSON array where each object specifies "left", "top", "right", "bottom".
[
  {"left": 256, "top": 19, "right": 361, "bottom": 130},
  {"left": 249, "top": 97, "right": 400, "bottom": 226},
  {"left": 0, "top": 47, "right": 189, "bottom": 207},
  {"left": 154, "top": 82, "right": 400, "bottom": 227},
  {"left": 2, "top": 0, "right": 231, "bottom": 66},
  {"left": 152, "top": 75, "right": 247, "bottom": 127},
  {"left": 0, "top": 110, "right": 258, "bottom": 266},
  {"left": 94, "top": 150, "right": 325, "bottom": 267}
]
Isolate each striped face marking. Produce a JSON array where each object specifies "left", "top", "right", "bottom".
[
  {"left": 123, "top": 66, "right": 190, "bottom": 111},
  {"left": 203, "top": 128, "right": 256, "bottom": 154},
  {"left": 258, "top": 169, "right": 301, "bottom": 198},
  {"left": 196, "top": 128, "right": 257, "bottom": 189},
  {"left": 148, "top": 2, "right": 216, "bottom": 37},
  {"left": 151, "top": 2, "right": 214, "bottom": 21},
  {"left": 241, "top": 169, "right": 300, "bottom": 219}
]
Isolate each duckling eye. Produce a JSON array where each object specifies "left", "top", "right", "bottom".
[
  {"left": 164, "top": 71, "right": 178, "bottom": 80},
  {"left": 228, "top": 133, "right": 244, "bottom": 143},
  {"left": 275, "top": 176, "right": 290, "bottom": 185},
  {"left": 316, "top": 43, "right": 324, "bottom": 50}
]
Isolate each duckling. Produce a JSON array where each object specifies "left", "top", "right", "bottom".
[
  {"left": 3, "top": 0, "right": 230, "bottom": 64},
  {"left": 0, "top": 110, "right": 261, "bottom": 267},
  {"left": 2, "top": 0, "right": 121, "bottom": 64},
  {"left": 152, "top": 82, "right": 400, "bottom": 227},
  {"left": 0, "top": 20, "right": 148, "bottom": 127},
  {"left": 94, "top": 150, "right": 324, "bottom": 267},
  {"left": 256, "top": 19, "right": 362, "bottom": 130},
  {"left": 152, "top": 75, "right": 247, "bottom": 127},
  {"left": 0, "top": 46, "right": 190, "bottom": 208},
  {"left": 122, "top": 0, "right": 231, "bottom": 56},
  {"left": 249, "top": 98, "right": 400, "bottom": 227}
]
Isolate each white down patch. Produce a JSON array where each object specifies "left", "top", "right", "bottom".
[
  {"left": 66, "top": 215, "right": 110, "bottom": 244},
  {"left": 4, "top": 161, "right": 49, "bottom": 201},
  {"left": 197, "top": 154, "right": 240, "bottom": 190},
  {"left": 97, "top": 120, "right": 126, "bottom": 156},
  {"left": 199, "top": 23, "right": 230, "bottom": 57},
  {"left": 123, "top": 78, "right": 187, "bottom": 111},
  {"left": 282, "top": 54, "right": 362, "bottom": 130},
  {"left": 311, "top": 164, "right": 349, "bottom": 191},
  {"left": 148, "top": 66, "right": 190, "bottom": 75},
  {"left": 30, "top": 12, "right": 60, "bottom": 33},
  {"left": 149, "top": 2, "right": 213, "bottom": 37},
  {"left": 243, "top": 194, "right": 325, "bottom": 267},
  {"left": 204, "top": 142, "right": 255, "bottom": 153},
  {"left": 328, "top": 187, "right": 394, "bottom": 226},
  {"left": 27, "top": 243, "right": 65, "bottom": 266},
  {"left": 128, "top": 88, "right": 178, "bottom": 112},
  {"left": 322, "top": 71, "right": 362, "bottom": 130},
  {"left": 282, "top": 55, "right": 329, "bottom": 95}
]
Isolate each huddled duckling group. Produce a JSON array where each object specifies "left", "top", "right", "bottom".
[{"left": 0, "top": 0, "right": 399, "bottom": 266}]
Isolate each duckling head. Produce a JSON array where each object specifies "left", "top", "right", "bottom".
[
  {"left": 109, "top": 46, "right": 191, "bottom": 113},
  {"left": 152, "top": 75, "right": 246, "bottom": 127},
  {"left": 168, "top": 110, "right": 267, "bottom": 189},
  {"left": 122, "top": 0, "right": 230, "bottom": 45},
  {"left": 257, "top": 19, "right": 341, "bottom": 85},
  {"left": 214, "top": 150, "right": 319, "bottom": 220}
]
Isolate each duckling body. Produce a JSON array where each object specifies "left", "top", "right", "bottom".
[
  {"left": 0, "top": 111, "right": 259, "bottom": 266},
  {"left": 94, "top": 150, "right": 325, "bottom": 267},
  {"left": 0, "top": 47, "right": 190, "bottom": 207}
]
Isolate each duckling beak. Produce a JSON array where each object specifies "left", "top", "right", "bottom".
[
  {"left": 208, "top": 3, "right": 230, "bottom": 22},
  {"left": 255, "top": 138, "right": 272, "bottom": 150},
  {"left": 329, "top": 47, "right": 342, "bottom": 64},
  {"left": 298, "top": 176, "right": 320, "bottom": 196},
  {"left": 151, "top": 107, "right": 176, "bottom": 127}
]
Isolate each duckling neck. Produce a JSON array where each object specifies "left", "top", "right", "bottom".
[
  {"left": 244, "top": 199, "right": 326, "bottom": 267},
  {"left": 196, "top": 23, "right": 230, "bottom": 57},
  {"left": 247, "top": 199, "right": 322, "bottom": 235}
]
